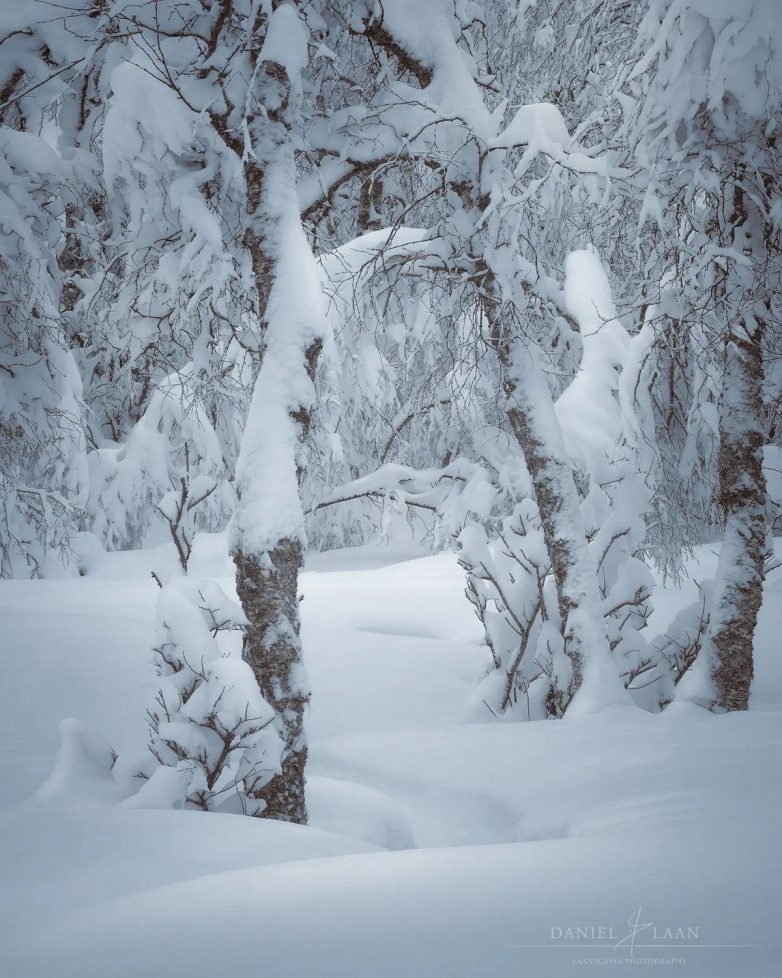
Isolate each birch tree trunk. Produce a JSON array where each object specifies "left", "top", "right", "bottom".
[
  {"left": 707, "top": 315, "right": 766, "bottom": 710},
  {"left": 679, "top": 178, "right": 770, "bottom": 711},
  {"left": 230, "top": 12, "right": 323, "bottom": 823},
  {"left": 707, "top": 181, "right": 770, "bottom": 710}
]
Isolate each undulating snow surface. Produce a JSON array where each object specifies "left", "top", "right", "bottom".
[{"left": 1, "top": 537, "right": 780, "bottom": 977}]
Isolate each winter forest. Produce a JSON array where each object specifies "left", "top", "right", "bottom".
[{"left": 0, "top": 0, "right": 780, "bottom": 975}]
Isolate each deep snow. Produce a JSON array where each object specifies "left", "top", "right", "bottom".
[{"left": 0, "top": 536, "right": 780, "bottom": 977}]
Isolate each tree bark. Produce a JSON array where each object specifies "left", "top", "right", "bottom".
[
  {"left": 695, "top": 175, "right": 769, "bottom": 712},
  {"left": 707, "top": 317, "right": 766, "bottom": 710},
  {"left": 234, "top": 542, "right": 308, "bottom": 821}
]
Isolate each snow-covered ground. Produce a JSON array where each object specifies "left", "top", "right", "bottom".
[{"left": 1, "top": 538, "right": 780, "bottom": 977}]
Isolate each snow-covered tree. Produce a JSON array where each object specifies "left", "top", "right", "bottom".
[
  {"left": 0, "top": 127, "right": 87, "bottom": 577},
  {"left": 627, "top": 0, "right": 782, "bottom": 709},
  {"left": 66, "top": 0, "right": 331, "bottom": 820},
  {"left": 229, "top": 33, "right": 328, "bottom": 822},
  {"left": 294, "top": 1, "right": 633, "bottom": 715},
  {"left": 458, "top": 248, "right": 660, "bottom": 716},
  {"left": 0, "top": 0, "right": 114, "bottom": 575}
]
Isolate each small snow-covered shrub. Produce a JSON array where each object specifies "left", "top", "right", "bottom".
[
  {"left": 651, "top": 583, "right": 712, "bottom": 706},
  {"left": 120, "top": 578, "right": 281, "bottom": 814},
  {"left": 460, "top": 499, "right": 563, "bottom": 720},
  {"left": 460, "top": 469, "right": 664, "bottom": 719}
]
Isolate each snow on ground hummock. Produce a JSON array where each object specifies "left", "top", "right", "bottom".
[{"left": 0, "top": 538, "right": 780, "bottom": 977}]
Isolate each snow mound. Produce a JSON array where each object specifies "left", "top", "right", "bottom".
[
  {"left": 3, "top": 835, "right": 774, "bottom": 978},
  {"left": 33, "top": 718, "right": 123, "bottom": 810},
  {"left": 307, "top": 775, "right": 416, "bottom": 850}
]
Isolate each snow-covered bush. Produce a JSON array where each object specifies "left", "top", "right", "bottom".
[
  {"left": 460, "top": 500, "right": 561, "bottom": 720},
  {"left": 118, "top": 578, "right": 282, "bottom": 815},
  {"left": 460, "top": 465, "right": 662, "bottom": 719},
  {"left": 650, "top": 583, "right": 712, "bottom": 706},
  {"left": 581, "top": 472, "right": 658, "bottom": 703}
]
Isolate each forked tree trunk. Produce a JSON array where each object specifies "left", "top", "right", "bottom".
[{"left": 707, "top": 316, "right": 766, "bottom": 710}]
